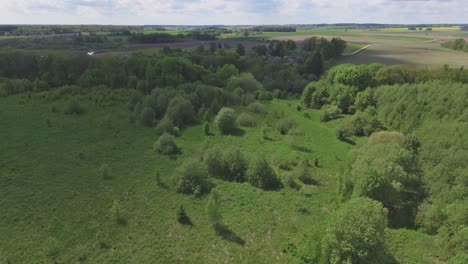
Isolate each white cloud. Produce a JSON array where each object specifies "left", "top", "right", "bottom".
[{"left": 0, "top": 0, "right": 466, "bottom": 24}]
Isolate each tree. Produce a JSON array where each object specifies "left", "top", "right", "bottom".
[
  {"left": 214, "top": 107, "right": 237, "bottom": 134},
  {"left": 322, "top": 197, "right": 389, "bottom": 264},
  {"left": 176, "top": 160, "right": 212, "bottom": 196},
  {"left": 305, "top": 51, "right": 323, "bottom": 77},
  {"left": 206, "top": 190, "right": 222, "bottom": 229},
  {"left": 349, "top": 143, "right": 419, "bottom": 227},
  {"left": 204, "top": 121, "right": 210, "bottom": 135},
  {"left": 176, "top": 205, "right": 191, "bottom": 225},
  {"left": 247, "top": 158, "right": 282, "bottom": 190},
  {"left": 154, "top": 133, "right": 180, "bottom": 155},
  {"left": 64, "top": 99, "right": 84, "bottom": 115},
  {"left": 236, "top": 43, "right": 246, "bottom": 56},
  {"left": 216, "top": 64, "right": 239, "bottom": 83},
  {"left": 164, "top": 96, "right": 196, "bottom": 128},
  {"left": 140, "top": 107, "right": 155, "bottom": 127},
  {"left": 329, "top": 84, "right": 357, "bottom": 114},
  {"left": 237, "top": 113, "right": 256, "bottom": 127}
]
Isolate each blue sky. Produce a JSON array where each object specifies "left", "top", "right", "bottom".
[{"left": 0, "top": 0, "right": 467, "bottom": 25}]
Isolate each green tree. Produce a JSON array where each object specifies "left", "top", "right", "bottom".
[
  {"left": 247, "top": 158, "right": 282, "bottom": 190},
  {"left": 165, "top": 96, "right": 196, "bottom": 128},
  {"left": 322, "top": 197, "right": 389, "bottom": 264},
  {"left": 216, "top": 64, "right": 239, "bottom": 83},
  {"left": 140, "top": 107, "right": 155, "bottom": 127},
  {"left": 154, "top": 133, "right": 180, "bottom": 155},
  {"left": 236, "top": 43, "right": 246, "bottom": 56},
  {"left": 176, "top": 160, "right": 212, "bottom": 196},
  {"left": 214, "top": 107, "right": 237, "bottom": 134},
  {"left": 305, "top": 51, "right": 323, "bottom": 78}
]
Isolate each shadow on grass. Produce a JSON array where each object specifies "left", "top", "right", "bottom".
[
  {"left": 339, "top": 137, "right": 356, "bottom": 145},
  {"left": 215, "top": 224, "right": 246, "bottom": 246},
  {"left": 291, "top": 145, "right": 313, "bottom": 153},
  {"left": 226, "top": 128, "right": 246, "bottom": 137},
  {"left": 178, "top": 217, "right": 193, "bottom": 226}
]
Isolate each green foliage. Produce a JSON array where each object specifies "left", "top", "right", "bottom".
[
  {"left": 247, "top": 158, "right": 282, "bottom": 190},
  {"left": 140, "top": 107, "right": 155, "bottom": 127},
  {"left": 277, "top": 118, "right": 296, "bottom": 135},
  {"left": 64, "top": 99, "right": 84, "bottom": 115},
  {"left": 327, "top": 64, "right": 383, "bottom": 90},
  {"left": 247, "top": 101, "right": 268, "bottom": 114},
  {"left": 154, "top": 133, "right": 180, "bottom": 155},
  {"left": 237, "top": 113, "right": 256, "bottom": 127},
  {"left": 164, "top": 96, "right": 196, "bottom": 128},
  {"left": 227, "top": 73, "right": 263, "bottom": 92},
  {"left": 322, "top": 197, "right": 389, "bottom": 264},
  {"left": 176, "top": 160, "right": 212, "bottom": 196},
  {"left": 340, "top": 108, "right": 382, "bottom": 137},
  {"left": 203, "top": 121, "right": 210, "bottom": 135},
  {"left": 205, "top": 147, "right": 248, "bottom": 182},
  {"left": 304, "top": 51, "right": 323, "bottom": 78},
  {"left": 236, "top": 43, "right": 246, "bottom": 56},
  {"left": 320, "top": 105, "right": 341, "bottom": 122},
  {"left": 216, "top": 64, "right": 239, "bottom": 83},
  {"left": 355, "top": 89, "right": 376, "bottom": 111},
  {"left": 176, "top": 205, "right": 191, "bottom": 225},
  {"left": 348, "top": 143, "right": 420, "bottom": 227},
  {"left": 214, "top": 107, "right": 237, "bottom": 134}
]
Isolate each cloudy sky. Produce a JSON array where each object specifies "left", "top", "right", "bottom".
[{"left": 0, "top": 0, "right": 466, "bottom": 25}]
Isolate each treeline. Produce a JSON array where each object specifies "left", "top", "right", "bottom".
[
  {"left": 0, "top": 36, "right": 346, "bottom": 97},
  {"left": 441, "top": 38, "right": 468, "bottom": 52},
  {"left": 0, "top": 35, "right": 122, "bottom": 50},
  {"left": 253, "top": 26, "right": 296, "bottom": 32},
  {"left": 129, "top": 31, "right": 218, "bottom": 44},
  {"left": 301, "top": 63, "right": 468, "bottom": 263}
]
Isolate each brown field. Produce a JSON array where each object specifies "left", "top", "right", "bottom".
[{"left": 275, "top": 34, "right": 468, "bottom": 68}]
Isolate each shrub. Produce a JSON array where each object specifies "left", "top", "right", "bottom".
[
  {"left": 223, "top": 148, "right": 248, "bottom": 182},
  {"left": 176, "top": 160, "right": 212, "bottom": 196},
  {"left": 64, "top": 99, "right": 84, "bottom": 115},
  {"left": 368, "top": 131, "right": 405, "bottom": 145},
  {"left": 278, "top": 158, "right": 298, "bottom": 171},
  {"left": 297, "top": 163, "right": 318, "bottom": 185},
  {"left": 320, "top": 105, "right": 341, "bottom": 122},
  {"left": 247, "top": 158, "right": 282, "bottom": 190},
  {"left": 237, "top": 113, "right": 256, "bottom": 127},
  {"left": 155, "top": 118, "right": 179, "bottom": 136},
  {"left": 165, "top": 96, "right": 196, "bottom": 128},
  {"left": 205, "top": 148, "right": 248, "bottom": 182},
  {"left": 247, "top": 102, "right": 267, "bottom": 114},
  {"left": 154, "top": 133, "right": 180, "bottom": 155},
  {"left": 205, "top": 148, "right": 225, "bottom": 177},
  {"left": 204, "top": 121, "right": 210, "bottom": 135},
  {"left": 214, "top": 107, "right": 237, "bottom": 134},
  {"left": 177, "top": 205, "right": 191, "bottom": 225},
  {"left": 140, "top": 107, "right": 155, "bottom": 127},
  {"left": 322, "top": 198, "right": 389, "bottom": 264},
  {"left": 277, "top": 118, "right": 295, "bottom": 135}
]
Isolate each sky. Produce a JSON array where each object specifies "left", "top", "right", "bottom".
[{"left": 0, "top": 0, "right": 467, "bottom": 25}]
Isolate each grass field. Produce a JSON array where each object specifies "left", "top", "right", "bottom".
[
  {"left": 0, "top": 91, "right": 439, "bottom": 263},
  {"left": 382, "top": 26, "right": 461, "bottom": 32}
]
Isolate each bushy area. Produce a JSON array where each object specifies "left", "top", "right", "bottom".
[{"left": 1, "top": 42, "right": 467, "bottom": 264}]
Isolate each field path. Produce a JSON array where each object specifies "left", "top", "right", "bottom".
[{"left": 342, "top": 44, "right": 375, "bottom": 56}]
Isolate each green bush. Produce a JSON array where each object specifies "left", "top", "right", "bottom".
[
  {"left": 155, "top": 118, "right": 179, "bottom": 136},
  {"left": 322, "top": 197, "right": 389, "bottom": 264},
  {"left": 205, "top": 147, "right": 248, "bottom": 182},
  {"left": 176, "top": 160, "right": 212, "bottom": 196},
  {"left": 277, "top": 118, "right": 295, "bottom": 135},
  {"left": 247, "top": 102, "right": 268, "bottom": 114},
  {"left": 140, "top": 107, "right": 155, "bottom": 127},
  {"left": 64, "top": 99, "right": 84, "bottom": 115},
  {"left": 247, "top": 158, "right": 282, "bottom": 190},
  {"left": 320, "top": 105, "right": 341, "bottom": 122},
  {"left": 214, "top": 107, "right": 237, "bottom": 134},
  {"left": 237, "top": 113, "right": 256, "bottom": 127},
  {"left": 154, "top": 133, "right": 180, "bottom": 155}
]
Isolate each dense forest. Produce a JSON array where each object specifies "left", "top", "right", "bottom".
[{"left": 1, "top": 32, "right": 467, "bottom": 263}]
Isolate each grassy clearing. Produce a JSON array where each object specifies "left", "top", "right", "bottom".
[{"left": 0, "top": 91, "right": 439, "bottom": 263}]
